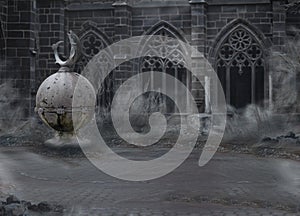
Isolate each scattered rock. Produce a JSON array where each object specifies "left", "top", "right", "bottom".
[
  {"left": 27, "top": 204, "right": 38, "bottom": 211},
  {"left": 261, "top": 137, "right": 278, "bottom": 143},
  {"left": 262, "top": 132, "right": 300, "bottom": 144},
  {"left": 37, "top": 201, "right": 51, "bottom": 212},
  {"left": 0, "top": 195, "right": 64, "bottom": 215},
  {"left": 6, "top": 195, "right": 20, "bottom": 204},
  {"left": 283, "top": 131, "right": 297, "bottom": 139}
]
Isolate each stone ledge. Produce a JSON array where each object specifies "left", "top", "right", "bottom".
[
  {"left": 66, "top": 2, "right": 113, "bottom": 11},
  {"left": 132, "top": 0, "right": 190, "bottom": 8},
  {"left": 207, "top": 0, "right": 270, "bottom": 5}
]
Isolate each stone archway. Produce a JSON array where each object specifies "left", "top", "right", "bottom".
[
  {"left": 138, "top": 21, "right": 190, "bottom": 113},
  {"left": 211, "top": 19, "right": 270, "bottom": 109},
  {"left": 76, "top": 22, "right": 114, "bottom": 112}
]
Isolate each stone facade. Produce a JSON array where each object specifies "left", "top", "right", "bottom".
[
  {"left": 0, "top": 0, "right": 299, "bottom": 117},
  {"left": 4, "top": 0, "right": 37, "bottom": 117}
]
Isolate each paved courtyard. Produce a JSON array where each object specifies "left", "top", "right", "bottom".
[{"left": 0, "top": 147, "right": 300, "bottom": 215}]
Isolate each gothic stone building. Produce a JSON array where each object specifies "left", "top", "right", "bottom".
[{"left": 0, "top": 0, "right": 299, "bottom": 117}]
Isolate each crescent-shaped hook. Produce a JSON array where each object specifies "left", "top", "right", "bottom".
[{"left": 52, "top": 30, "right": 81, "bottom": 69}]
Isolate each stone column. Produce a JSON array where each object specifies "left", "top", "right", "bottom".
[
  {"left": 112, "top": 0, "right": 132, "bottom": 90},
  {"left": 272, "top": 0, "right": 286, "bottom": 52},
  {"left": 190, "top": 0, "right": 208, "bottom": 113}
]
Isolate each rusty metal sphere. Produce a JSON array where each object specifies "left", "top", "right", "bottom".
[{"left": 36, "top": 70, "right": 96, "bottom": 133}]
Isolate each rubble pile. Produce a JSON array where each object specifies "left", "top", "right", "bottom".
[
  {"left": 0, "top": 195, "right": 63, "bottom": 216},
  {"left": 252, "top": 132, "right": 300, "bottom": 159}
]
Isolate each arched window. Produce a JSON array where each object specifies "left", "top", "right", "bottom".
[
  {"left": 76, "top": 26, "right": 114, "bottom": 111},
  {"left": 216, "top": 27, "right": 265, "bottom": 108},
  {"left": 139, "top": 22, "right": 190, "bottom": 113}
]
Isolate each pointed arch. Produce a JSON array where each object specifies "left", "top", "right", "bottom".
[
  {"left": 143, "top": 20, "right": 187, "bottom": 42},
  {"left": 75, "top": 21, "right": 113, "bottom": 73},
  {"left": 77, "top": 21, "right": 112, "bottom": 59},
  {"left": 209, "top": 18, "right": 271, "bottom": 62},
  {"left": 76, "top": 21, "right": 114, "bottom": 110},
  {"left": 78, "top": 21, "right": 112, "bottom": 48},
  {"left": 210, "top": 19, "right": 271, "bottom": 108},
  {"left": 137, "top": 21, "right": 191, "bottom": 113},
  {"left": 138, "top": 20, "right": 189, "bottom": 57}
]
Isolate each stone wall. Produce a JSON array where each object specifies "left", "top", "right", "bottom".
[
  {"left": 131, "top": 3, "right": 191, "bottom": 38},
  {"left": 36, "top": 0, "right": 65, "bottom": 87},
  {"left": 0, "top": 0, "right": 298, "bottom": 117},
  {"left": 66, "top": 2, "right": 114, "bottom": 38},
  {"left": 206, "top": 3, "right": 274, "bottom": 55},
  {"left": 4, "top": 0, "right": 37, "bottom": 117},
  {"left": 0, "top": 0, "right": 7, "bottom": 60}
]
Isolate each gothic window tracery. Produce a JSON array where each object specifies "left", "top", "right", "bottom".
[
  {"left": 140, "top": 27, "right": 190, "bottom": 113},
  {"left": 76, "top": 30, "right": 114, "bottom": 111},
  {"left": 216, "top": 27, "right": 265, "bottom": 108}
]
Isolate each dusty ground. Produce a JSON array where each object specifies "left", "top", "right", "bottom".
[
  {"left": 1, "top": 115, "right": 300, "bottom": 215},
  {"left": 0, "top": 146, "right": 300, "bottom": 215}
]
